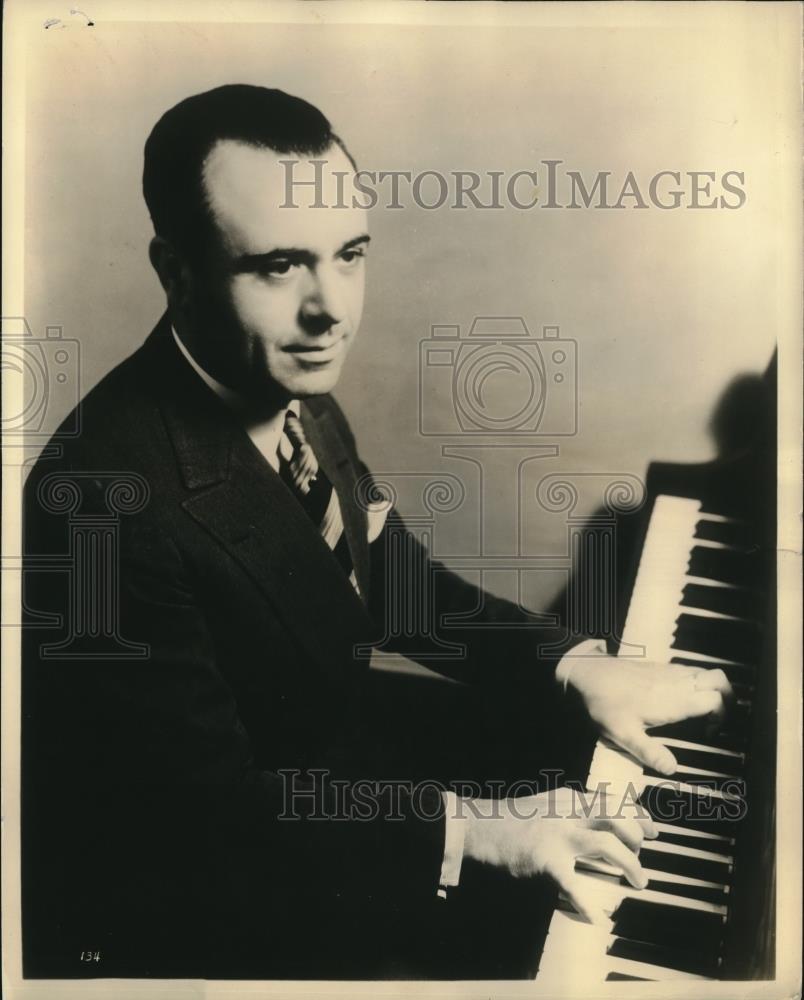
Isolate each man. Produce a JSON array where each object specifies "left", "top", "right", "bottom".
[{"left": 21, "top": 85, "right": 730, "bottom": 980}]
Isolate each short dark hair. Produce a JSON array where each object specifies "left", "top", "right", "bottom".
[{"left": 142, "top": 84, "right": 354, "bottom": 259}]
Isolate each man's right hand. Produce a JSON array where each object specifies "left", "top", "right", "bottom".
[{"left": 462, "top": 787, "right": 658, "bottom": 926}]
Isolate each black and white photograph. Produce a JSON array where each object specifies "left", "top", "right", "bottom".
[{"left": 2, "top": 2, "right": 801, "bottom": 997}]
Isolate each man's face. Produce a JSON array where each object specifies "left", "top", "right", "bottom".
[{"left": 189, "top": 140, "right": 368, "bottom": 404}]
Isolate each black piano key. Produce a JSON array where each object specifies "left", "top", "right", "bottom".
[
  {"left": 608, "top": 937, "right": 721, "bottom": 978},
  {"left": 606, "top": 973, "right": 652, "bottom": 981},
  {"left": 670, "top": 629, "right": 741, "bottom": 666},
  {"left": 729, "top": 681, "right": 755, "bottom": 702},
  {"left": 675, "top": 612, "right": 762, "bottom": 664},
  {"left": 694, "top": 519, "right": 752, "bottom": 549},
  {"left": 669, "top": 744, "right": 745, "bottom": 777},
  {"left": 638, "top": 785, "right": 742, "bottom": 838},
  {"left": 677, "top": 776, "right": 742, "bottom": 794},
  {"left": 639, "top": 848, "right": 731, "bottom": 884},
  {"left": 673, "top": 614, "right": 761, "bottom": 665},
  {"left": 644, "top": 768, "right": 745, "bottom": 795},
  {"left": 670, "top": 656, "right": 755, "bottom": 686},
  {"left": 681, "top": 582, "right": 754, "bottom": 621},
  {"left": 634, "top": 877, "right": 729, "bottom": 908},
  {"left": 711, "top": 700, "right": 754, "bottom": 744},
  {"left": 655, "top": 829, "right": 734, "bottom": 856},
  {"left": 729, "top": 700, "right": 752, "bottom": 729},
  {"left": 612, "top": 897, "right": 725, "bottom": 952},
  {"left": 649, "top": 717, "right": 747, "bottom": 754},
  {"left": 688, "top": 546, "right": 756, "bottom": 588}
]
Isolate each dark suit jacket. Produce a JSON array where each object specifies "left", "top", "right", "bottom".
[{"left": 21, "top": 313, "right": 578, "bottom": 979}]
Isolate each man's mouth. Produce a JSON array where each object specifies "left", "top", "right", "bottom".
[{"left": 284, "top": 339, "right": 344, "bottom": 366}]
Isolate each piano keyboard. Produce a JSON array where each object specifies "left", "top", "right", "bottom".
[{"left": 537, "top": 494, "right": 761, "bottom": 985}]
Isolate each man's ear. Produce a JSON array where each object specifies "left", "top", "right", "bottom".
[{"left": 148, "top": 237, "right": 193, "bottom": 309}]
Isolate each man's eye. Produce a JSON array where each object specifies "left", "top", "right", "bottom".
[
  {"left": 260, "top": 260, "right": 298, "bottom": 278},
  {"left": 340, "top": 248, "right": 367, "bottom": 266}
]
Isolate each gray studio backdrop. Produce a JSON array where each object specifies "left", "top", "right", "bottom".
[{"left": 23, "top": 17, "right": 782, "bottom": 615}]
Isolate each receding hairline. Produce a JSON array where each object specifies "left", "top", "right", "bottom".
[
  {"left": 200, "top": 138, "right": 357, "bottom": 214},
  {"left": 196, "top": 138, "right": 363, "bottom": 254},
  {"left": 201, "top": 135, "right": 356, "bottom": 179},
  {"left": 142, "top": 84, "right": 357, "bottom": 253}
]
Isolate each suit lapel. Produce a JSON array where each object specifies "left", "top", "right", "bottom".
[
  {"left": 181, "top": 441, "right": 376, "bottom": 676},
  {"left": 149, "top": 316, "right": 376, "bottom": 678}
]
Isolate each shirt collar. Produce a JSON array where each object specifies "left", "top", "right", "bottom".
[{"left": 172, "top": 324, "right": 241, "bottom": 407}]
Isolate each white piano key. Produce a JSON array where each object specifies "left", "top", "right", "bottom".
[
  {"left": 641, "top": 773, "right": 743, "bottom": 803},
  {"left": 586, "top": 770, "right": 646, "bottom": 802},
  {"left": 687, "top": 538, "right": 742, "bottom": 552},
  {"left": 585, "top": 762, "right": 742, "bottom": 810},
  {"left": 577, "top": 857, "right": 730, "bottom": 892},
  {"left": 664, "top": 646, "right": 751, "bottom": 668},
  {"left": 696, "top": 512, "right": 743, "bottom": 525},
  {"left": 538, "top": 912, "right": 713, "bottom": 983},
  {"left": 605, "top": 955, "right": 711, "bottom": 982},
  {"left": 670, "top": 640, "right": 756, "bottom": 669},
  {"left": 620, "top": 502, "right": 702, "bottom": 656},
  {"left": 674, "top": 763, "right": 737, "bottom": 780},
  {"left": 684, "top": 574, "right": 744, "bottom": 590},
  {"left": 560, "top": 868, "right": 728, "bottom": 915},
  {"left": 540, "top": 908, "right": 610, "bottom": 945},
  {"left": 645, "top": 838, "right": 733, "bottom": 865},
  {"left": 589, "top": 742, "right": 643, "bottom": 784},
  {"left": 536, "top": 910, "right": 612, "bottom": 984},
  {"left": 540, "top": 921, "right": 717, "bottom": 983},
  {"left": 660, "top": 737, "right": 745, "bottom": 761},
  {"left": 653, "top": 821, "right": 734, "bottom": 845},
  {"left": 588, "top": 744, "right": 642, "bottom": 781},
  {"left": 677, "top": 605, "right": 746, "bottom": 623},
  {"left": 641, "top": 869, "right": 730, "bottom": 893}
]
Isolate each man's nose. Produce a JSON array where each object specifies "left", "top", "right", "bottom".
[{"left": 300, "top": 268, "right": 346, "bottom": 332}]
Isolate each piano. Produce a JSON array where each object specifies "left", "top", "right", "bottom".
[{"left": 536, "top": 359, "right": 777, "bottom": 985}]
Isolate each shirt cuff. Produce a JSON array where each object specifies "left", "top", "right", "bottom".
[
  {"left": 437, "top": 790, "right": 467, "bottom": 897},
  {"left": 555, "top": 638, "right": 607, "bottom": 691}
]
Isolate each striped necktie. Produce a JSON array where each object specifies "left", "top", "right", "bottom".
[{"left": 279, "top": 411, "right": 357, "bottom": 590}]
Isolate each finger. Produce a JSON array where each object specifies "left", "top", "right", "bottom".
[
  {"left": 646, "top": 688, "right": 725, "bottom": 728},
  {"left": 647, "top": 670, "right": 727, "bottom": 723},
  {"left": 680, "top": 688, "right": 725, "bottom": 720},
  {"left": 544, "top": 857, "right": 608, "bottom": 927},
  {"left": 636, "top": 812, "right": 660, "bottom": 839},
  {"left": 666, "top": 662, "right": 705, "bottom": 681},
  {"left": 667, "top": 664, "right": 732, "bottom": 707},
  {"left": 612, "top": 727, "right": 678, "bottom": 776},
  {"left": 612, "top": 797, "right": 660, "bottom": 839},
  {"left": 593, "top": 816, "right": 645, "bottom": 853},
  {"left": 579, "top": 830, "right": 648, "bottom": 890},
  {"left": 563, "top": 876, "right": 610, "bottom": 928},
  {"left": 669, "top": 662, "right": 731, "bottom": 689},
  {"left": 693, "top": 668, "right": 733, "bottom": 697}
]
